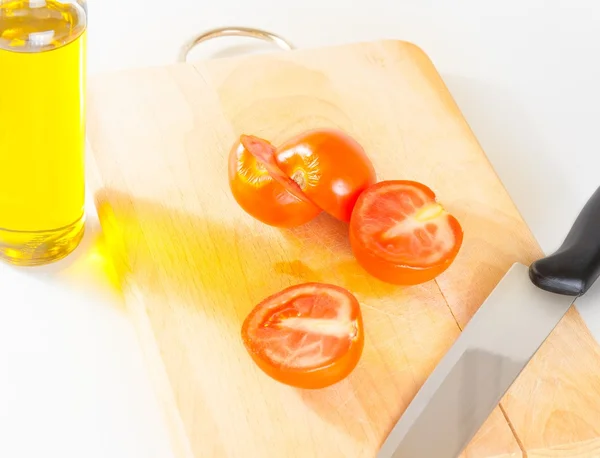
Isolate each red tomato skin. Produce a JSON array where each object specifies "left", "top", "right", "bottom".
[
  {"left": 241, "top": 283, "right": 365, "bottom": 390},
  {"left": 349, "top": 180, "right": 464, "bottom": 285},
  {"left": 275, "top": 129, "right": 377, "bottom": 222},
  {"left": 228, "top": 140, "right": 322, "bottom": 228}
]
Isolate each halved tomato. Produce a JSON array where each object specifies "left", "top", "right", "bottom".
[
  {"left": 274, "top": 129, "right": 377, "bottom": 222},
  {"left": 228, "top": 136, "right": 322, "bottom": 228},
  {"left": 241, "top": 283, "right": 364, "bottom": 389},
  {"left": 349, "top": 180, "right": 464, "bottom": 285},
  {"left": 229, "top": 129, "right": 376, "bottom": 227}
]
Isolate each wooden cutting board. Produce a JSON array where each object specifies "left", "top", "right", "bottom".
[{"left": 85, "top": 39, "right": 600, "bottom": 457}]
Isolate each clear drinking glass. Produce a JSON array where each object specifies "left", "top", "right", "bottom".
[{"left": 0, "top": 0, "right": 88, "bottom": 266}]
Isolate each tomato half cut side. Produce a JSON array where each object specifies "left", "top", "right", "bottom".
[
  {"left": 349, "top": 180, "right": 464, "bottom": 285},
  {"left": 241, "top": 283, "right": 364, "bottom": 390},
  {"left": 228, "top": 137, "right": 322, "bottom": 228}
]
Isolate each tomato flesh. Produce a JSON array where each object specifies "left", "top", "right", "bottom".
[
  {"left": 349, "top": 180, "right": 463, "bottom": 285},
  {"left": 241, "top": 283, "right": 364, "bottom": 389}
]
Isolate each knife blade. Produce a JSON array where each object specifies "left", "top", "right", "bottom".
[{"left": 377, "top": 184, "right": 600, "bottom": 458}]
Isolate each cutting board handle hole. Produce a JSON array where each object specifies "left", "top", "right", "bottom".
[{"left": 178, "top": 26, "right": 294, "bottom": 63}]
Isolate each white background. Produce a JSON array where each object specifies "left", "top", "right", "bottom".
[{"left": 2, "top": 1, "right": 600, "bottom": 457}]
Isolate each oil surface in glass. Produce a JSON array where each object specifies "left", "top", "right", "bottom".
[{"left": 0, "top": 0, "right": 87, "bottom": 265}]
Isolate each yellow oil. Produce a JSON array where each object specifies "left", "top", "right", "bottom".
[{"left": 0, "top": 0, "right": 87, "bottom": 266}]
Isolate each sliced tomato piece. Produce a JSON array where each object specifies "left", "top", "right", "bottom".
[
  {"left": 349, "top": 180, "right": 463, "bottom": 285},
  {"left": 274, "top": 129, "right": 377, "bottom": 222},
  {"left": 228, "top": 137, "right": 321, "bottom": 228},
  {"left": 234, "top": 129, "right": 376, "bottom": 225},
  {"left": 241, "top": 283, "right": 364, "bottom": 389}
]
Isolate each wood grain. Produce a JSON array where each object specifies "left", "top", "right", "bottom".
[
  {"left": 86, "top": 39, "right": 600, "bottom": 457},
  {"left": 502, "top": 307, "right": 600, "bottom": 457}
]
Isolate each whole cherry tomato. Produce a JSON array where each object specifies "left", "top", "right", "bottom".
[
  {"left": 349, "top": 180, "right": 464, "bottom": 285},
  {"left": 241, "top": 282, "right": 364, "bottom": 389}
]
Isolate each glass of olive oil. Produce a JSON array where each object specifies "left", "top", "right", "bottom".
[{"left": 0, "top": 0, "right": 87, "bottom": 266}]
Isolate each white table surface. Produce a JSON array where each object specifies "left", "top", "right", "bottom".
[{"left": 2, "top": 1, "right": 600, "bottom": 456}]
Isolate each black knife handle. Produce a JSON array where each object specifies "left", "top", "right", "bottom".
[{"left": 529, "top": 185, "right": 600, "bottom": 296}]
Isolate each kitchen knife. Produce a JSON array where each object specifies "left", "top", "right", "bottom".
[{"left": 377, "top": 185, "right": 600, "bottom": 458}]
